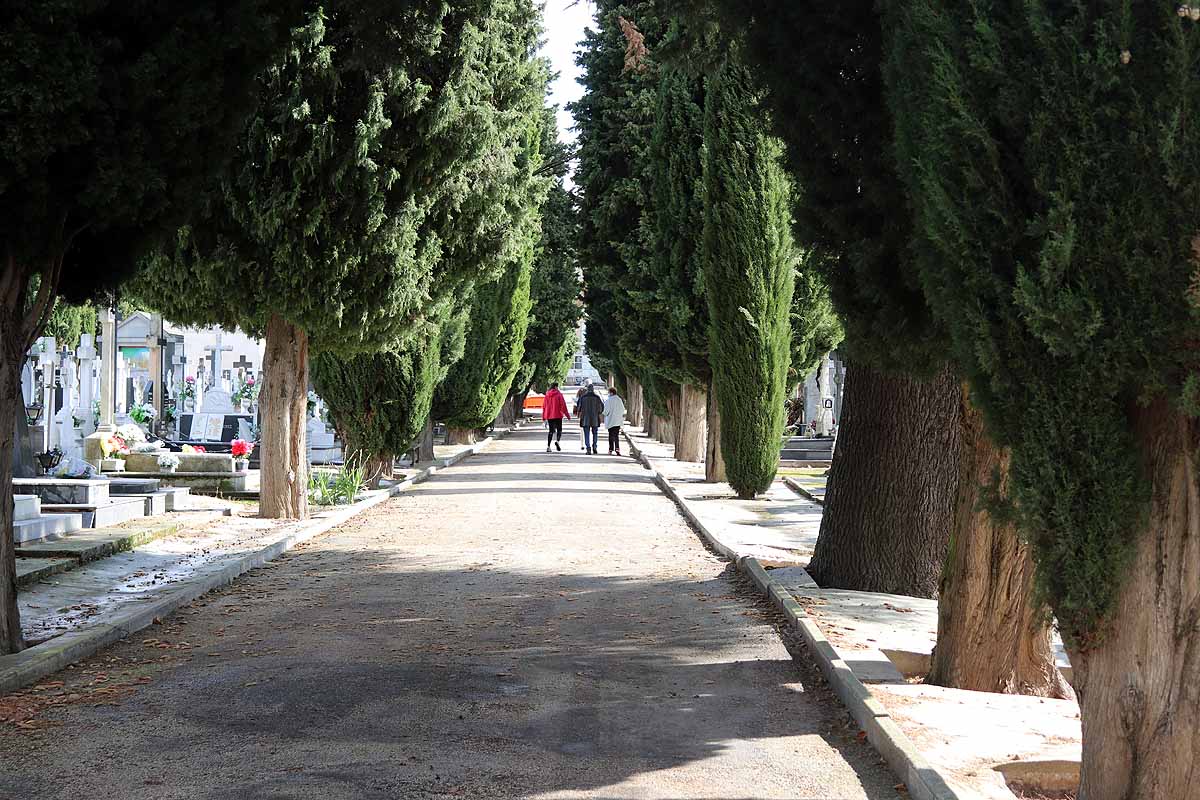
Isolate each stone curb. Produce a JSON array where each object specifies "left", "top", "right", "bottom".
[
  {"left": 782, "top": 475, "right": 824, "bottom": 507},
  {"left": 625, "top": 427, "right": 973, "bottom": 800},
  {"left": 0, "top": 426, "right": 516, "bottom": 695}
]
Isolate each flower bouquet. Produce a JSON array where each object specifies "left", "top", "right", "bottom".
[
  {"left": 129, "top": 402, "right": 157, "bottom": 428},
  {"left": 157, "top": 453, "right": 181, "bottom": 473},
  {"left": 231, "top": 438, "right": 253, "bottom": 471}
]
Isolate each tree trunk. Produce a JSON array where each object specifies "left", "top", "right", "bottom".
[
  {"left": 675, "top": 383, "right": 707, "bottom": 462},
  {"left": 260, "top": 314, "right": 309, "bottom": 520},
  {"left": 928, "top": 387, "right": 1072, "bottom": 698},
  {"left": 363, "top": 453, "right": 394, "bottom": 490},
  {"left": 705, "top": 383, "right": 727, "bottom": 482},
  {"left": 660, "top": 388, "right": 679, "bottom": 444},
  {"left": 415, "top": 417, "right": 435, "bottom": 463},
  {"left": 627, "top": 377, "right": 643, "bottom": 427},
  {"left": 1068, "top": 397, "right": 1200, "bottom": 800},
  {"left": 446, "top": 426, "right": 477, "bottom": 445},
  {"left": 0, "top": 334, "right": 25, "bottom": 654},
  {"left": 495, "top": 398, "right": 515, "bottom": 428},
  {"left": 807, "top": 362, "right": 960, "bottom": 598}
]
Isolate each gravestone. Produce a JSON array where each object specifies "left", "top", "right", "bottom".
[{"left": 200, "top": 389, "right": 235, "bottom": 414}]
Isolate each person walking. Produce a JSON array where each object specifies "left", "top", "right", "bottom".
[
  {"left": 542, "top": 382, "right": 570, "bottom": 452},
  {"left": 577, "top": 384, "right": 605, "bottom": 455},
  {"left": 603, "top": 386, "right": 626, "bottom": 456},
  {"left": 573, "top": 385, "right": 589, "bottom": 451}
]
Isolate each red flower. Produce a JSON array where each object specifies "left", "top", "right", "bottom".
[{"left": 230, "top": 439, "right": 253, "bottom": 457}]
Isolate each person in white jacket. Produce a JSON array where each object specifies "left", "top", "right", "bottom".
[{"left": 603, "top": 387, "right": 627, "bottom": 456}]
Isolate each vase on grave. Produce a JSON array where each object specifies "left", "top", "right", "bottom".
[{"left": 233, "top": 458, "right": 249, "bottom": 472}]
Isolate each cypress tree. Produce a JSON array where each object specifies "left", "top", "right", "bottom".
[
  {"left": 310, "top": 320, "right": 444, "bottom": 487},
  {"left": 887, "top": 4, "right": 1200, "bottom": 792},
  {"left": 0, "top": 0, "right": 301, "bottom": 654},
  {"left": 690, "top": 0, "right": 1068, "bottom": 699},
  {"left": 701, "top": 60, "right": 794, "bottom": 500},
  {"left": 433, "top": 245, "right": 535, "bottom": 441}
]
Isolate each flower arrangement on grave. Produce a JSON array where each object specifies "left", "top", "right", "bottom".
[
  {"left": 129, "top": 402, "right": 157, "bottom": 427},
  {"left": 54, "top": 457, "right": 97, "bottom": 479},
  {"left": 230, "top": 438, "right": 254, "bottom": 458},
  {"left": 100, "top": 432, "right": 130, "bottom": 458},
  {"left": 232, "top": 376, "right": 259, "bottom": 408},
  {"left": 162, "top": 402, "right": 177, "bottom": 424},
  {"left": 116, "top": 423, "right": 148, "bottom": 445},
  {"left": 181, "top": 444, "right": 207, "bottom": 453},
  {"left": 156, "top": 453, "right": 181, "bottom": 471},
  {"left": 181, "top": 375, "right": 196, "bottom": 401}
]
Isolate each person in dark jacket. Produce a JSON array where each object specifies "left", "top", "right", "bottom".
[{"left": 577, "top": 384, "right": 605, "bottom": 454}]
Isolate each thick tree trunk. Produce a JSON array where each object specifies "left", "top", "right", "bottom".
[
  {"left": 260, "top": 314, "right": 309, "bottom": 520},
  {"left": 660, "top": 389, "right": 680, "bottom": 445},
  {"left": 705, "top": 384, "right": 727, "bottom": 483},
  {"left": 0, "top": 338, "right": 25, "bottom": 655},
  {"left": 446, "top": 426, "right": 477, "bottom": 445},
  {"left": 627, "top": 377, "right": 643, "bottom": 427},
  {"left": 675, "top": 383, "right": 707, "bottom": 462},
  {"left": 807, "top": 363, "right": 960, "bottom": 598},
  {"left": 928, "top": 387, "right": 1072, "bottom": 698},
  {"left": 415, "top": 417, "right": 435, "bottom": 463},
  {"left": 495, "top": 397, "right": 515, "bottom": 428},
  {"left": 1069, "top": 398, "right": 1200, "bottom": 800}
]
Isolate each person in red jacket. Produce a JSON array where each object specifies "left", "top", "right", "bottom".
[{"left": 542, "top": 383, "right": 570, "bottom": 452}]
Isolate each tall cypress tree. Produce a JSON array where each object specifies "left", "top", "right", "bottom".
[
  {"left": 887, "top": 4, "right": 1200, "bottom": 792},
  {"left": 702, "top": 60, "right": 794, "bottom": 500},
  {"left": 310, "top": 318, "right": 444, "bottom": 487},
  {"left": 0, "top": 0, "right": 302, "bottom": 654},
  {"left": 690, "top": 0, "right": 1067, "bottom": 699}
]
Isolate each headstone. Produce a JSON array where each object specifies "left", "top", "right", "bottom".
[
  {"left": 204, "top": 331, "right": 233, "bottom": 389},
  {"left": 56, "top": 354, "right": 82, "bottom": 459},
  {"left": 77, "top": 334, "right": 97, "bottom": 436},
  {"left": 200, "top": 388, "right": 235, "bottom": 414},
  {"left": 37, "top": 337, "right": 57, "bottom": 451}
]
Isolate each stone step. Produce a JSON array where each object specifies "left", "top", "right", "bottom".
[
  {"left": 14, "top": 494, "right": 40, "bottom": 522},
  {"left": 123, "top": 488, "right": 189, "bottom": 516},
  {"left": 41, "top": 496, "right": 148, "bottom": 528},
  {"left": 106, "top": 477, "right": 162, "bottom": 494},
  {"left": 15, "top": 520, "right": 180, "bottom": 563},
  {"left": 15, "top": 556, "right": 76, "bottom": 588},
  {"left": 12, "top": 513, "right": 85, "bottom": 543},
  {"left": 161, "top": 487, "right": 191, "bottom": 511},
  {"left": 13, "top": 478, "right": 111, "bottom": 506}
]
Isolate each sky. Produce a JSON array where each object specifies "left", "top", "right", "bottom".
[{"left": 540, "top": 0, "right": 595, "bottom": 161}]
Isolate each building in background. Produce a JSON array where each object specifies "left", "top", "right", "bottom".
[{"left": 565, "top": 321, "right": 602, "bottom": 386}]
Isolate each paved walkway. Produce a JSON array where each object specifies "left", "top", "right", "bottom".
[{"left": 0, "top": 425, "right": 899, "bottom": 799}]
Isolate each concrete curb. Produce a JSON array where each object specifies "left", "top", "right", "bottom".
[
  {"left": 0, "top": 426, "right": 516, "bottom": 695},
  {"left": 626, "top": 427, "right": 973, "bottom": 800},
  {"left": 782, "top": 475, "right": 824, "bottom": 507}
]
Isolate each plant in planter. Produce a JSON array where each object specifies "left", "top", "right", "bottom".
[
  {"left": 129, "top": 402, "right": 156, "bottom": 429},
  {"left": 232, "top": 377, "right": 259, "bottom": 411},
  {"left": 230, "top": 438, "right": 254, "bottom": 471},
  {"left": 157, "top": 453, "right": 181, "bottom": 473}
]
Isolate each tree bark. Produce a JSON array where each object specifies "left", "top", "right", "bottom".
[
  {"left": 446, "top": 426, "right": 477, "bottom": 445},
  {"left": 260, "top": 314, "right": 309, "bottom": 520},
  {"left": 363, "top": 452, "right": 395, "bottom": 490},
  {"left": 0, "top": 331, "right": 25, "bottom": 654},
  {"left": 928, "top": 387, "right": 1072, "bottom": 698},
  {"left": 660, "top": 388, "right": 679, "bottom": 444},
  {"left": 675, "top": 383, "right": 707, "bottom": 462},
  {"left": 415, "top": 417, "right": 435, "bottom": 463},
  {"left": 627, "top": 377, "right": 643, "bottom": 427},
  {"left": 807, "top": 362, "right": 960, "bottom": 598},
  {"left": 705, "top": 384, "right": 727, "bottom": 483},
  {"left": 1068, "top": 397, "right": 1200, "bottom": 800}
]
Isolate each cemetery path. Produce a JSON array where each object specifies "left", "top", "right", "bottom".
[{"left": 0, "top": 424, "right": 900, "bottom": 800}]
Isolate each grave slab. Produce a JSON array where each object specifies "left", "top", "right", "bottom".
[
  {"left": 13, "top": 478, "right": 110, "bottom": 506},
  {"left": 14, "top": 495, "right": 40, "bottom": 521},
  {"left": 15, "top": 557, "right": 76, "bottom": 587},
  {"left": 41, "top": 496, "right": 148, "bottom": 528},
  {"left": 13, "top": 513, "right": 85, "bottom": 543},
  {"left": 15, "top": 520, "right": 180, "bottom": 563}
]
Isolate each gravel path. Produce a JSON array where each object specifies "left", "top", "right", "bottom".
[{"left": 0, "top": 425, "right": 900, "bottom": 799}]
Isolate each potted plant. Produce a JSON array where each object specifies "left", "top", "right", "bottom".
[
  {"left": 230, "top": 438, "right": 253, "bottom": 471},
  {"left": 129, "top": 401, "right": 157, "bottom": 430},
  {"left": 157, "top": 453, "right": 181, "bottom": 473}
]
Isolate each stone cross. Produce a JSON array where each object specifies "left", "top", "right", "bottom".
[
  {"left": 204, "top": 331, "right": 234, "bottom": 389},
  {"left": 37, "top": 336, "right": 57, "bottom": 451},
  {"left": 233, "top": 354, "right": 253, "bottom": 372},
  {"left": 77, "top": 334, "right": 97, "bottom": 435}
]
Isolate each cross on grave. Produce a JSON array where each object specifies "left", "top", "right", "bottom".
[
  {"left": 203, "top": 331, "right": 234, "bottom": 389},
  {"left": 233, "top": 355, "right": 253, "bottom": 371}
]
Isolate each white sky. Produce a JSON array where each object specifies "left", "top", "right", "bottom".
[{"left": 540, "top": 0, "right": 595, "bottom": 164}]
